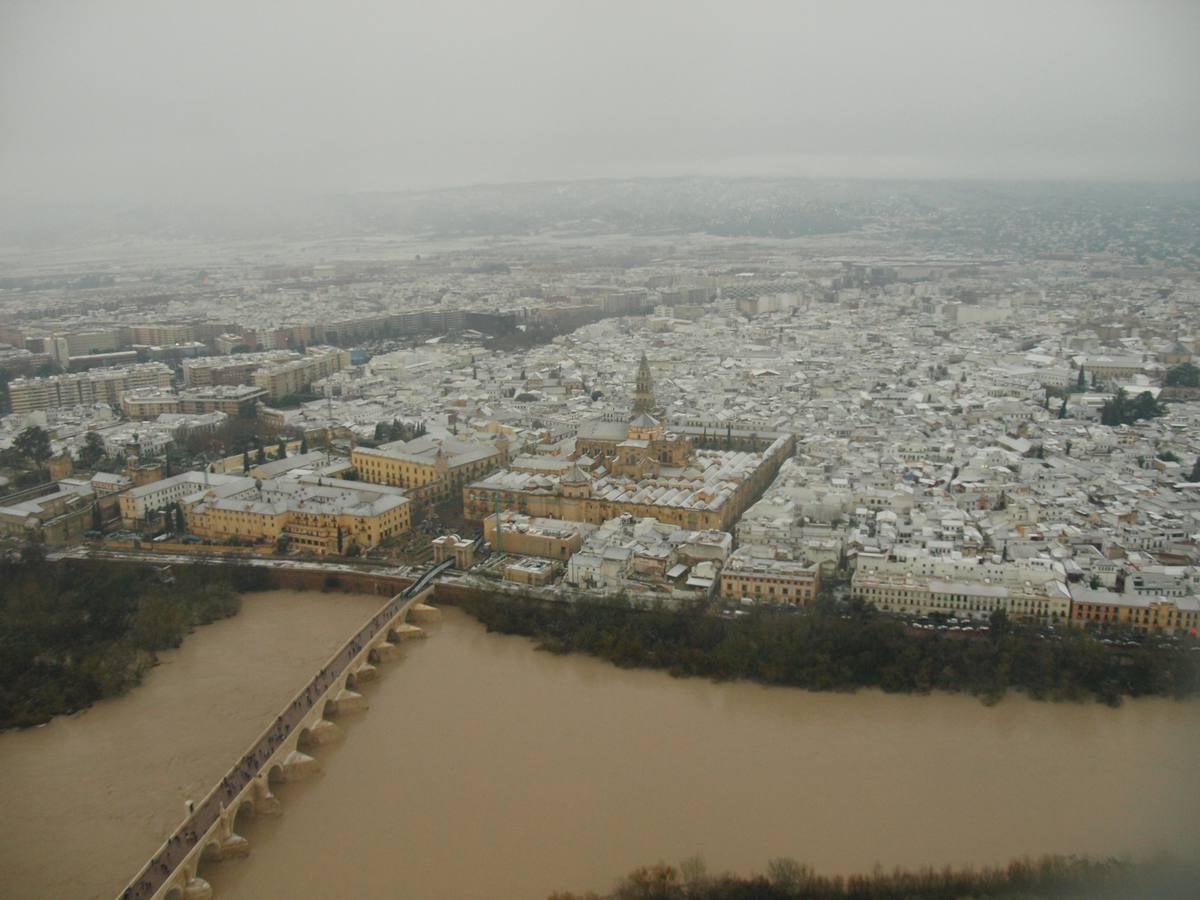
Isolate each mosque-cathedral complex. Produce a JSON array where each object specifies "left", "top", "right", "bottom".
[{"left": 464, "top": 354, "right": 793, "bottom": 531}]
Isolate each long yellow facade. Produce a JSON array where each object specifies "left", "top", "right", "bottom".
[
  {"left": 352, "top": 436, "right": 508, "bottom": 507},
  {"left": 185, "top": 477, "right": 411, "bottom": 555}
]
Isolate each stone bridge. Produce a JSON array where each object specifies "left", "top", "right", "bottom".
[{"left": 118, "top": 560, "right": 453, "bottom": 900}]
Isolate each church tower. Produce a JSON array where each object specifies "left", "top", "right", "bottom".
[{"left": 632, "top": 353, "right": 654, "bottom": 414}]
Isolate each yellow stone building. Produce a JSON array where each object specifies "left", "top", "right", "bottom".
[
  {"left": 719, "top": 545, "right": 821, "bottom": 606},
  {"left": 1069, "top": 588, "right": 1199, "bottom": 635},
  {"left": 353, "top": 433, "right": 509, "bottom": 508},
  {"left": 186, "top": 475, "right": 410, "bottom": 554},
  {"left": 482, "top": 511, "right": 587, "bottom": 560}
]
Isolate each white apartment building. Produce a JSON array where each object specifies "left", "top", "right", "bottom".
[{"left": 8, "top": 363, "right": 173, "bottom": 413}]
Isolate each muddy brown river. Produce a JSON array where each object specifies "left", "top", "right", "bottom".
[{"left": 3, "top": 600, "right": 1198, "bottom": 899}]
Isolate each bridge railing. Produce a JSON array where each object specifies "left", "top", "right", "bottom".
[{"left": 402, "top": 557, "right": 453, "bottom": 598}]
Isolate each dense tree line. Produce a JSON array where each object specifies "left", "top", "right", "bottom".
[
  {"left": 272, "top": 392, "right": 322, "bottom": 409},
  {"left": 1099, "top": 387, "right": 1165, "bottom": 426},
  {"left": 0, "top": 559, "right": 265, "bottom": 728},
  {"left": 372, "top": 419, "right": 427, "bottom": 443},
  {"left": 548, "top": 854, "right": 1199, "bottom": 900},
  {"left": 456, "top": 594, "right": 1199, "bottom": 706}
]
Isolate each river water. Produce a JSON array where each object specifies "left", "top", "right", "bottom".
[
  {"left": 0, "top": 589, "right": 385, "bottom": 900},
  {"left": 212, "top": 608, "right": 1198, "bottom": 900},
  {"left": 2, "top": 603, "right": 1198, "bottom": 900}
]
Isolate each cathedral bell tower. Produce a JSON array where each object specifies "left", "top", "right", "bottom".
[{"left": 632, "top": 353, "right": 655, "bottom": 415}]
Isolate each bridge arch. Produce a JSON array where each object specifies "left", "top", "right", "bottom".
[
  {"left": 163, "top": 888, "right": 183, "bottom": 900},
  {"left": 297, "top": 726, "right": 316, "bottom": 750},
  {"left": 195, "top": 842, "right": 227, "bottom": 889},
  {"left": 234, "top": 797, "right": 255, "bottom": 828},
  {"left": 266, "top": 763, "right": 285, "bottom": 786},
  {"left": 200, "top": 839, "right": 223, "bottom": 862}
]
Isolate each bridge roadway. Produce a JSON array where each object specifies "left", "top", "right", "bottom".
[{"left": 118, "top": 559, "right": 454, "bottom": 900}]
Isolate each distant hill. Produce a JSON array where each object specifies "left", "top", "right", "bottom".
[{"left": 3, "top": 177, "right": 1199, "bottom": 257}]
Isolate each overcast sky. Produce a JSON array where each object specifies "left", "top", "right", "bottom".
[{"left": 2, "top": 0, "right": 1198, "bottom": 206}]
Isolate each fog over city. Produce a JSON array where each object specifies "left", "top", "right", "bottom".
[
  {"left": 3, "top": 0, "right": 1199, "bottom": 213},
  {"left": 3, "top": 4, "right": 1200, "bottom": 900}
]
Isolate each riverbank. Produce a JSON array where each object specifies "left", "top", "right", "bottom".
[
  {"left": 553, "top": 854, "right": 1200, "bottom": 900},
  {"left": 443, "top": 586, "right": 1200, "bottom": 705},
  {"left": 0, "top": 558, "right": 273, "bottom": 729},
  {"left": 0, "top": 588, "right": 386, "bottom": 900}
]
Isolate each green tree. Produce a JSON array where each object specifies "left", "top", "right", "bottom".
[
  {"left": 1190, "top": 456, "right": 1200, "bottom": 483},
  {"left": 1100, "top": 388, "right": 1164, "bottom": 426},
  {"left": 1132, "top": 390, "right": 1162, "bottom": 422},
  {"left": 1058, "top": 396, "right": 1068, "bottom": 419},
  {"left": 242, "top": 449, "right": 251, "bottom": 473},
  {"left": 1164, "top": 362, "right": 1200, "bottom": 388},
  {"left": 1076, "top": 366, "right": 1086, "bottom": 390},
  {"left": 276, "top": 437, "right": 287, "bottom": 460},
  {"left": 255, "top": 443, "right": 266, "bottom": 466},
  {"left": 14, "top": 426, "right": 52, "bottom": 469},
  {"left": 300, "top": 434, "right": 309, "bottom": 454},
  {"left": 78, "top": 431, "right": 107, "bottom": 469}
]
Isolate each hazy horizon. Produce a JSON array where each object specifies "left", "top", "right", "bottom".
[{"left": 3, "top": 0, "right": 1199, "bottom": 210}]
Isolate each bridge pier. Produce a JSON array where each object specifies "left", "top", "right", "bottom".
[
  {"left": 203, "top": 833, "right": 249, "bottom": 862},
  {"left": 391, "top": 623, "right": 426, "bottom": 641},
  {"left": 409, "top": 603, "right": 441, "bottom": 624},
  {"left": 181, "top": 876, "right": 212, "bottom": 900},
  {"left": 250, "top": 774, "right": 281, "bottom": 815},
  {"left": 304, "top": 719, "right": 343, "bottom": 745},
  {"left": 370, "top": 640, "right": 403, "bottom": 662},
  {"left": 331, "top": 687, "right": 368, "bottom": 714},
  {"left": 350, "top": 662, "right": 378, "bottom": 684},
  {"left": 279, "top": 749, "right": 320, "bottom": 781}
]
